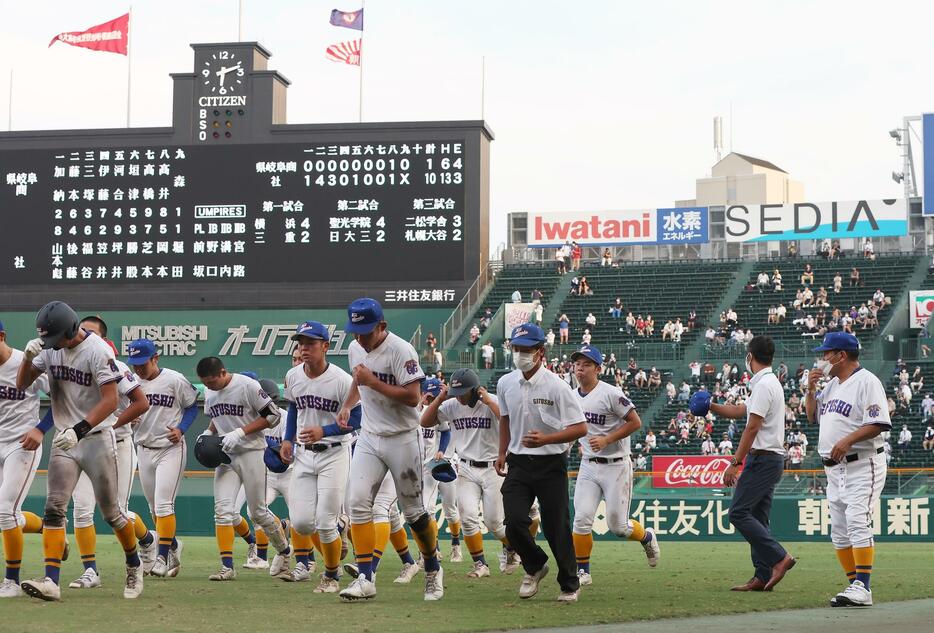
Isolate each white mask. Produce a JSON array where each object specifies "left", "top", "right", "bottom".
[
  {"left": 814, "top": 357, "right": 833, "bottom": 376},
  {"left": 514, "top": 351, "right": 539, "bottom": 372}
]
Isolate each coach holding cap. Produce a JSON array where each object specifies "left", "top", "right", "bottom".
[
  {"left": 690, "top": 335, "right": 795, "bottom": 592},
  {"left": 495, "top": 323, "right": 587, "bottom": 602}
]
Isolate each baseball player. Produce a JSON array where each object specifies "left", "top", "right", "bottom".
[
  {"left": 419, "top": 378, "right": 462, "bottom": 563},
  {"left": 16, "top": 301, "right": 143, "bottom": 601},
  {"left": 338, "top": 297, "right": 443, "bottom": 602},
  {"left": 67, "top": 316, "right": 155, "bottom": 589},
  {"left": 420, "top": 368, "right": 522, "bottom": 578},
  {"left": 0, "top": 320, "right": 51, "bottom": 598},
  {"left": 569, "top": 345, "right": 659, "bottom": 587},
  {"left": 806, "top": 332, "right": 890, "bottom": 607},
  {"left": 280, "top": 321, "right": 358, "bottom": 592},
  {"left": 197, "top": 356, "right": 290, "bottom": 581},
  {"left": 125, "top": 338, "right": 199, "bottom": 578}
]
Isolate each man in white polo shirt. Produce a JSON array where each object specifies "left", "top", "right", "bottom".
[
  {"left": 495, "top": 323, "right": 587, "bottom": 603},
  {"left": 690, "top": 335, "right": 795, "bottom": 592}
]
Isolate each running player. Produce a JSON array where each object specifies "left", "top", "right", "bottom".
[{"left": 419, "top": 378, "right": 462, "bottom": 563}]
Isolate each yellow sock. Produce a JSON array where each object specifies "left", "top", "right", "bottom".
[
  {"left": 573, "top": 532, "right": 593, "bottom": 567},
  {"left": 449, "top": 520, "right": 461, "bottom": 540},
  {"left": 389, "top": 527, "right": 410, "bottom": 555},
  {"left": 373, "top": 522, "right": 391, "bottom": 560},
  {"left": 22, "top": 511, "right": 43, "bottom": 533},
  {"left": 255, "top": 527, "right": 269, "bottom": 555},
  {"left": 853, "top": 545, "right": 874, "bottom": 586},
  {"left": 75, "top": 525, "right": 97, "bottom": 567},
  {"left": 156, "top": 514, "right": 177, "bottom": 549},
  {"left": 291, "top": 530, "right": 313, "bottom": 563},
  {"left": 2, "top": 526, "right": 24, "bottom": 574},
  {"left": 351, "top": 522, "right": 375, "bottom": 566},
  {"left": 836, "top": 546, "right": 856, "bottom": 581},
  {"left": 216, "top": 524, "right": 235, "bottom": 565},
  {"left": 131, "top": 512, "right": 150, "bottom": 539},
  {"left": 499, "top": 537, "right": 512, "bottom": 549},
  {"left": 464, "top": 532, "right": 484, "bottom": 560},
  {"left": 43, "top": 526, "right": 66, "bottom": 575},
  {"left": 113, "top": 520, "right": 138, "bottom": 553},
  {"left": 411, "top": 517, "right": 439, "bottom": 559},
  {"left": 233, "top": 516, "right": 251, "bottom": 540},
  {"left": 310, "top": 532, "right": 323, "bottom": 556},
  {"left": 627, "top": 519, "right": 646, "bottom": 542},
  {"left": 322, "top": 537, "right": 342, "bottom": 574}
]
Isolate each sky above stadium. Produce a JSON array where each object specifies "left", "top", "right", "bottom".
[{"left": 1, "top": 0, "right": 932, "bottom": 252}]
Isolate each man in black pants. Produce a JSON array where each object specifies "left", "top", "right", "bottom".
[
  {"left": 690, "top": 335, "right": 796, "bottom": 591},
  {"left": 495, "top": 323, "right": 587, "bottom": 602}
]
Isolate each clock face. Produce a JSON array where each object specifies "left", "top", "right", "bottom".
[{"left": 200, "top": 50, "right": 245, "bottom": 95}]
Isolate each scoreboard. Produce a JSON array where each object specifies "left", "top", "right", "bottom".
[{"left": 0, "top": 41, "right": 491, "bottom": 310}]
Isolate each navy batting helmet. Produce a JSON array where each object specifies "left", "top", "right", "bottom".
[
  {"left": 36, "top": 301, "right": 79, "bottom": 349},
  {"left": 264, "top": 443, "right": 289, "bottom": 473},
  {"left": 259, "top": 378, "right": 280, "bottom": 402},
  {"left": 428, "top": 457, "right": 457, "bottom": 483},
  {"left": 194, "top": 434, "right": 231, "bottom": 468}
]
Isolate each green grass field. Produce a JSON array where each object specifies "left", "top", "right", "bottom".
[{"left": 4, "top": 537, "right": 934, "bottom": 633}]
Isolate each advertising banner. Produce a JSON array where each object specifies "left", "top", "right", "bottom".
[
  {"left": 651, "top": 455, "right": 739, "bottom": 488},
  {"left": 504, "top": 302, "right": 537, "bottom": 337},
  {"left": 527, "top": 207, "right": 708, "bottom": 247},
  {"left": 909, "top": 290, "right": 934, "bottom": 329}
]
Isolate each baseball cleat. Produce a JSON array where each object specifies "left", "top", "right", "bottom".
[
  {"left": 467, "top": 562, "right": 490, "bottom": 578},
  {"left": 557, "top": 589, "right": 579, "bottom": 603},
  {"left": 68, "top": 567, "right": 101, "bottom": 589},
  {"left": 343, "top": 563, "right": 360, "bottom": 579},
  {"left": 139, "top": 532, "right": 158, "bottom": 575},
  {"left": 123, "top": 564, "right": 143, "bottom": 599},
  {"left": 282, "top": 562, "right": 311, "bottom": 583},
  {"left": 449, "top": 543, "right": 463, "bottom": 563},
  {"left": 150, "top": 556, "right": 169, "bottom": 578},
  {"left": 166, "top": 539, "right": 183, "bottom": 577},
  {"left": 270, "top": 548, "right": 293, "bottom": 579},
  {"left": 313, "top": 575, "right": 340, "bottom": 593},
  {"left": 500, "top": 548, "right": 521, "bottom": 575},
  {"left": 0, "top": 578, "right": 24, "bottom": 598},
  {"left": 243, "top": 543, "right": 268, "bottom": 569},
  {"left": 833, "top": 580, "right": 872, "bottom": 607},
  {"left": 394, "top": 562, "right": 420, "bottom": 584},
  {"left": 307, "top": 559, "right": 318, "bottom": 574},
  {"left": 208, "top": 566, "right": 237, "bottom": 581},
  {"left": 577, "top": 570, "right": 592, "bottom": 586},
  {"left": 642, "top": 529, "right": 660, "bottom": 567},
  {"left": 21, "top": 577, "right": 61, "bottom": 601},
  {"left": 518, "top": 564, "right": 549, "bottom": 599},
  {"left": 423, "top": 565, "right": 444, "bottom": 601},
  {"left": 339, "top": 577, "right": 376, "bottom": 602}
]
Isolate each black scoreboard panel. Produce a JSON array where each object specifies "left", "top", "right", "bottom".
[{"left": 0, "top": 139, "right": 468, "bottom": 284}]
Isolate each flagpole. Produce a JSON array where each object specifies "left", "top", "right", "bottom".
[
  {"left": 238, "top": 0, "right": 243, "bottom": 40},
  {"left": 480, "top": 56, "right": 485, "bottom": 120},
  {"left": 126, "top": 6, "right": 132, "bottom": 127},
  {"left": 358, "top": 0, "right": 364, "bottom": 123},
  {"left": 7, "top": 69, "right": 12, "bottom": 131}
]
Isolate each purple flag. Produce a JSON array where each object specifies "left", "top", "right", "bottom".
[{"left": 330, "top": 8, "right": 363, "bottom": 31}]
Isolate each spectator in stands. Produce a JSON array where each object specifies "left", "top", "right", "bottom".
[
  {"left": 898, "top": 425, "right": 912, "bottom": 450},
  {"left": 480, "top": 307, "right": 493, "bottom": 330},
  {"left": 511, "top": 289, "right": 522, "bottom": 303},
  {"left": 703, "top": 361, "right": 716, "bottom": 382},
  {"left": 688, "top": 309, "right": 698, "bottom": 330},
  {"left": 678, "top": 381, "right": 691, "bottom": 403},
  {"left": 787, "top": 444, "right": 804, "bottom": 480},
  {"left": 426, "top": 331, "right": 437, "bottom": 352},
  {"left": 609, "top": 297, "right": 623, "bottom": 319},
  {"left": 801, "top": 286, "right": 815, "bottom": 307},
  {"left": 767, "top": 305, "right": 779, "bottom": 325},
  {"left": 705, "top": 326, "right": 716, "bottom": 345},
  {"left": 856, "top": 303, "right": 870, "bottom": 329},
  {"left": 635, "top": 314, "right": 646, "bottom": 337},
  {"left": 544, "top": 329, "right": 556, "bottom": 351},
  {"left": 581, "top": 329, "right": 592, "bottom": 345},
  {"left": 469, "top": 322, "right": 481, "bottom": 344},
  {"left": 849, "top": 266, "right": 861, "bottom": 287},
  {"left": 912, "top": 374, "right": 925, "bottom": 396},
  {"left": 585, "top": 312, "right": 597, "bottom": 329},
  {"left": 645, "top": 315, "right": 656, "bottom": 336},
  {"left": 555, "top": 244, "right": 567, "bottom": 274},
  {"left": 531, "top": 288, "right": 543, "bottom": 302},
  {"left": 815, "top": 287, "right": 829, "bottom": 307},
  {"left": 502, "top": 340, "right": 512, "bottom": 369},
  {"left": 672, "top": 318, "right": 685, "bottom": 342},
  {"left": 480, "top": 341, "right": 495, "bottom": 369},
  {"left": 689, "top": 360, "right": 701, "bottom": 383},
  {"left": 644, "top": 430, "right": 656, "bottom": 453},
  {"left": 625, "top": 311, "right": 636, "bottom": 335},
  {"left": 776, "top": 303, "right": 787, "bottom": 322},
  {"left": 604, "top": 353, "right": 617, "bottom": 376},
  {"left": 634, "top": 368, "right": 648, "bottom": 389},
  {"left": 833, "top": 272, "right": 843, "bottom": 294},
  {"left": 772, "top": 269, "right": 783, "bottom": 291},
  {"left": 571, "top": 241, "right": 582, "bottom": 271},
  {"left": 726, "top": 308, "right": 738, "bottom": 329},
  {"left": 559, "top": 314, "right": 570, "bottom": 344},
  {"left": 534, "top": 302, "right": 544, "bottom": 325},
  {"left": 676, "top": 425, "right": 690, "bottom": 446},
  {"left": 863, "top": 237, "right": 875, "bottom": 259},
  {"left": 793, "top": 288, "right": 804, "bottom": 310},
  {"left": 601, "top": 248, "right": 613, "bottom": 266},
  {"left": 662, "top": 319, "right": 674, "bottom": 341},
  {"left": 872, "top": 288, "right": 886, "bottom": 309},
  {"left": 729, "top": 328, "right": 745, "bottom": 348},
  {"left": 667, "top": 417, "right": 679, "bottom": 432},
  {"left": 793, "top": 363, "right": 806, "bottom": 389},
  {"left": 433, "top": 348, "right": 444, "bottom": 373},
  {"left": 727, "top": 420, "right": 737, "bottom": 442},
  {"left": 648, "top": 366, "right": 662, "bottom": 391},
  {"left": 628, "top": 357, "right": 639, "bottom": 374},
  {"left": 922, "top": 393, "right": 934, "bottom": 420},
  {"left": 743, "top": 329, "right": 754, "bottom": 345},
  {"left": 756, "top": 271, "right": 771, "bottom": 291},
  {"left": 634, "top": 453, "right": 647, "bottom": 470},
  {"left": 665, "top": 381, "right": 677, "bottom": 403},
  {"left": 831, "top": 240, "right": 842, "bottom": 259},
  {"left": 718, "top": 433, "right": 733, "bottom": 455},
  {"left": 569, "top": 276, "right": 579, "bottom": 295},
  {"left": 820, "top": 238, "right": 832, "bottom": 259},
  {"left": 787, "top": 242, "right": 798, "bottom": 257},
  {"left": 923, "top": 424, "right": 934, "bottom": 451},
  {"left": 614, "top": 369, "right": 625, "bottom": 388},
  {"left": 800, "top": 263, "right": 815, "bottom": 286},
  {"left": 720, "top": 361, "right": 733, "bottom": 386},
  {"left": 563, "top": 240, "right": 573, "bottom": 270},
  {"left": 788, "top": 391, "right": 801, "bottom": 413},
  {"left": 579, "top": 276, "right": 593, "bottom": 296}
]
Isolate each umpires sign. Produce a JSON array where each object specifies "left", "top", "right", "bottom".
[{"left": 725, "top": 199, "right": 907, "bottom": 243}]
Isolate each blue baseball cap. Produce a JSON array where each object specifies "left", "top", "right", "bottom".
[
  {"left": 421, "top": 377, "right": 443, "bottom": 396},
  {"left": 346, "top": 298, "right": 384, "bottom": 334},
  {"left": 291, "top": 320, "right": 330, "bottom": 341},
  {"left": 813, "top": 332, "right": 861, "bottom": 352},
  {"left": 126, "top": 338, "right": 158, "bottom": 365},
  {"left": 240, "top": 370, "right": 259, "bottom": 380},
  {"left": 571, "top": 345, "right": 603, "bottom": 366},
  {"left": 510, "top": 323, "right": 545, "bottom": 347}
]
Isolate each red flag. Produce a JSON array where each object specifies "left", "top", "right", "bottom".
[
  {"left": 49, "top": 13, "right": 129, "bottom": 56},
  {"left": 325, "top": 39, "right": 361, "bottom": 66}
]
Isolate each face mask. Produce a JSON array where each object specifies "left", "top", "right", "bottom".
[
  {"left": 814, "top": 353, "right": 839, "bottom": 376},
  {"left": 744, "top": 355, "right": 752, "bottom": 375},
  {"left": 514, "top": 351, "right": 539, "bottom": 372}
]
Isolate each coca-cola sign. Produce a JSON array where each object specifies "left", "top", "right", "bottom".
[{"left": 652, "top": 455, "right": 740, "bottom": 488}]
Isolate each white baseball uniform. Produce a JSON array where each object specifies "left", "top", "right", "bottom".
[
  {"left": 0, "top": 350, "right": 48, "bottom": 531},
  {"left": 234, "top": 422, "right": 293, "bottom": 521},
  {"left": 435, "top": 395, "right": 504, "bottom": 539},
  {"left": 572, "top": 381, "right": 638, "bottom": 537},
  {"left": 284, "top": 363, "right": 354, "bottom": 543},
  {"left": 205, "top": 373, "right": 286, "bottom": 551},
  {"left": 421, "top": 417, "right": 460, "bottom": 527},
  {"left": 134, "top": 368, "right": 198, "bottom": 519},
  {"left": 816, "top": 367, "right": 890, "bottom": 549},
  {"left": 346, "top": 332, "right": 427, "bottom": 524}
]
